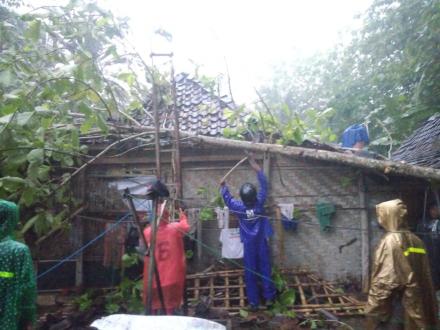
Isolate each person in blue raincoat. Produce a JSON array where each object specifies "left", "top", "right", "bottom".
[{"left": 220, "top": 154, "right": 276, "bottom": 310}]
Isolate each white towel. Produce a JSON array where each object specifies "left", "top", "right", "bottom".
[
  {"left": 278, "top": 203, "right": 294, "bottom": 219},
  {"left": 215, "top": 206, "right": 230, "bottom": 229}
]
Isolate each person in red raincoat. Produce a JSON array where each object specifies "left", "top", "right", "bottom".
[{"left": 143, "top": 205, "right": 190, "bottom": 314}]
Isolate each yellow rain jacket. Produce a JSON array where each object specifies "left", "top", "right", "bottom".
[{"left": 365, "top": 199, "right": 438, "bottom": 330}]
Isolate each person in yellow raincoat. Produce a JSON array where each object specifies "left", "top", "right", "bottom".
[{"left": 365, "top": 199, "right": 438, "bottom": 330}]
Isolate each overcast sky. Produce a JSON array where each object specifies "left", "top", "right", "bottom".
[
  {"left": 100, "top": 0, "right": 372, "bottom": 103},
  {"left": 29, "top": 0, "right": 372, "bottom": 103}
]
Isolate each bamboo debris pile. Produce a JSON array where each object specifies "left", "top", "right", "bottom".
[{"left": 186, "top": 269, "right": 365, "bottom": 316}]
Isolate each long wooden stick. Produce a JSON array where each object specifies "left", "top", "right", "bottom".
[
  {"left": 124, "top": 189, "right": 166, "bottom": 314},
  {"left": 146, "top": 199, "right": 168, "bottom": 314},
  {"left": 220, "top": 156, "right": 248, "bottom": 183}
]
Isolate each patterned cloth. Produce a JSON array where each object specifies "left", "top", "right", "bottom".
[{"left": 0, "top": 200, "right": 36, "bottom": 330}]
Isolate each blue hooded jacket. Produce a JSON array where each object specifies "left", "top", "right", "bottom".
[{"left": 220, "top": 170, "right": 273, "bottom": 243}]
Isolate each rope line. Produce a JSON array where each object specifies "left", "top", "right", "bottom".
[
  {"left": 176, "top": 226, "right": 276, "bottom": 285},
  {"left": 37, "top": 213, "right": 130, "bottom": 279}
]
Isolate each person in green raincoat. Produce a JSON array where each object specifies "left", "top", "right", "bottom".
[{"left": 0, "top": 200, "right": 36, "bottom": 330}]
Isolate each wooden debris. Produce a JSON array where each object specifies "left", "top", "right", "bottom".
[{"left": 186, "top": 269, "right": 365, "bottom": 317}]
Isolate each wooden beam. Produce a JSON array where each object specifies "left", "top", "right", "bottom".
[
  {"left": 75, "top": 218, "right": 84, "bottom": 288},
  {"left": 359, "top": 174, "right": 370, "bottom": 293},
  {"left": 274, "top": 207, "right": 285, "bottom": 265},
  {"left": 124, "top": 126, "right": 440, "bottom": 182}
]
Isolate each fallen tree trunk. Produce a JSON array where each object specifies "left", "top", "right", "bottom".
[{"left": 121, "top": 125, "right": 440, "bottom": 182}]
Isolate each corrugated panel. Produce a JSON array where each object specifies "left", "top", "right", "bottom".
[{"left": 392, "top": 114, "right": 440, "bottom": 168}]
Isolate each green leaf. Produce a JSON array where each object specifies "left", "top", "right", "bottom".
[
  {"left": 27, "top": 148, "right": 44, "bottom": 164},
  {"left": 27, "top": 162, "right": 40, "bottom": 180},
  {"left": 95, "top": 113, "right": 108, "bottom": 133},
  {"left": 71, "top": 129, "right": 80, "bottom": 148},
  {"left": 25, "top": 20, "right": 41, "bottom": 42},
  {"left": 19, "top": 183, "right": 41, "bottom": 207},
  {"left": 5, "top": 151, "right": 28, "bottom": 167},
  {"left": 122, "top": 253, "right": 138, "bottom": 268},
  {"left": 16, "top": 112, "right": 34, "bottom": 126},
  {"left": 284, "top": 310, "right": 296, "bottom": 319},
  {"left": 118, "top": 72, "right": 136, "bottom": 87},
  {"left": 199, "top": 208, "right": 214, "bottom": 221},
  {"left": 20, "top": 213, "right": 41, "bottom": 234},
  {"left": 0, "top": 176, "right": 26, "bottom": 192},
  {"left": 0, "top": 69, "right": 14, "bottom": 87},
  {"left": 127, "top": 100, "right": 142, "bottom": 111},
  {"left": 105, "top": 302, "right": 120, "bottom": 314},
  {"left": 280, "top": 289, "right": 296, "bottom": 306},
  {"left": 38, "top": 165, "right": 50, "bottom": 181},
  {"left": 239, "top": 309, "right": 249, "bottom": 318},
  {"left": 62, "top": 155, "right": 74, "bottom": 167},
  {"left": 78, "top": 102, "right": 92, "bottom": 116},
  {"left": 80, "top": 117, "right": 95, "bottom": 134}
]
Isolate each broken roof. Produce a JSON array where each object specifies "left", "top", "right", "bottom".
[
  {"left": 139, "top": 73, "right": 236, "bottom": 136},
  {"left": 392, "top": 114, "right": 440, "bottom": 169}
]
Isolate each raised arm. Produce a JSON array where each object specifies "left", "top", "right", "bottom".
[
  {"left": 175, "top": 209, "right": 190, "bottom": 233},
  {"left": 256, "top": 170, "right": 267, "bottom": 207},
  {"left": 220, "top": 184, "right": 243, "bottom": 212},
  {"left": 248, "top": 154, "right": 267, "bottom": 207}
]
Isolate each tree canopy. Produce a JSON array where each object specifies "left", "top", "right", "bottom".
[
  {"left": 0, "top": 0, "right": 149, "bottom": 240},
  {"left": 259, "top": 0, "right": 440, "bottom": 154}
]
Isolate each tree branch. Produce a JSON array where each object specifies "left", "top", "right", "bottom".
[{"left": 55, "top": 131, "right": 154, "bottom": 191}]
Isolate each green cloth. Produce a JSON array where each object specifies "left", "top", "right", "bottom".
[
  {"left": 0, "top": 200, "right": 36, "bottom": 330},
  {"left": 316, "top": 202, "right": 336, "bottom": 232}
]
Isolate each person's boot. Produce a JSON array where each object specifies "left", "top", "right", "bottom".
[{"left": 265, "top": 299, "right": 274, "bottom": 309}]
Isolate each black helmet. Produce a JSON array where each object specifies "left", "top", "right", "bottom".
[
  {"left": 146, "top": 179, "right": 170, "bottom": 199},
  {"left": 239, "top": 183, "right": 257, "bottom": 207}
]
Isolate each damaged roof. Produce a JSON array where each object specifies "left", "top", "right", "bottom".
[
  {"left": 392, "top": 114, "right": 440, "bottom": 169},
  {"left": 139, "top": 73, "right": 237, "bottom": 136}
]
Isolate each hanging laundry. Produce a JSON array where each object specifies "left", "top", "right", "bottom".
[
  {"left": 316, "top": 202, "right": 336, "bottom": 232},
  {"left": 278, "top": 203, "right": 294, "bottom": 219},
  {"left": 279, "top": 203, "right": 298, "bottom": 231},
  {"left": 219, "top": 228, "right": 243, "bottom": 259},
  {"left": 103, "top": 222, "right": 127, "bottom": 268},
  {"left": 215, "top": 207, "right": 230, "bottom": 229}
]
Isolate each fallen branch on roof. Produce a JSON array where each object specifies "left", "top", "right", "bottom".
[
  {"left": 54, "top": 131, "right": 153, "bottom": 191},
  {"left": 118, "top": 125, "right": 440, "bottom": 182}
]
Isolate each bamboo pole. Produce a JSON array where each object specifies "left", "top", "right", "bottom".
[
  {"left": 359, "top": 174, "right": 370, "bottom": 293},
  {"left": 146, "top": 200, "right": 168, "bottom": 314},
  {"left": 152, "top": 80, "right": 161, "bottom": 178},
  {"left": 123, "top": 126, "right": 440, "bottom": 182},
  {"left": 170, "top": 61, "right": 182, "bottom": 198},
  {"left": 219, "top": 156, "right": 248, "bottom": 183}
]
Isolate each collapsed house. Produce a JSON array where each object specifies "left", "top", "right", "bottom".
[{"left": 35, "top": 75, "right": 440, "bottom": 319}]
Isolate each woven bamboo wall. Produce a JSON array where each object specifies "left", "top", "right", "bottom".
[{"left": 39, "top": 144, "right": 427, "bottom": 288}]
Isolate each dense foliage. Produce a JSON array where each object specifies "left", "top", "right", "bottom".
[
  {"left": 0, "top": 0, "right": 149, "bottom": 240},
  {"left": 1, "top": 0, "right": 439, "bottom": 240},
  {"left": 259, "top": 0, "right": 440, "bottom": 153}
]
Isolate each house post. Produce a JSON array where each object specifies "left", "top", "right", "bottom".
[{"left": 358, "top": 173, "right": 370, "bottom": 292}]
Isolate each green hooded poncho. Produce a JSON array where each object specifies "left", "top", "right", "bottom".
[{"left": 0, "top": 200, "right": 36, "bottom": 330}]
